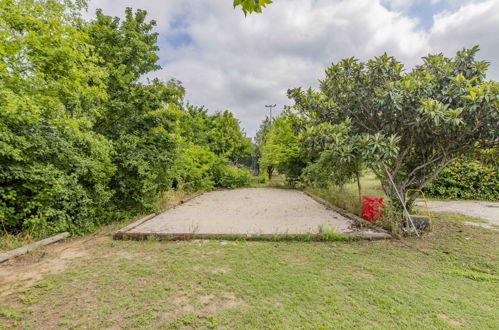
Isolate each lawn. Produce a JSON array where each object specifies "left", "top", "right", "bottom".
[{"left": 1, "top": 215, "right": 497, "bottom": 329}]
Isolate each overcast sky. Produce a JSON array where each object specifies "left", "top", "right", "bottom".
[{"left": 85, "top": 0, "right": 499, "bottom": 137}]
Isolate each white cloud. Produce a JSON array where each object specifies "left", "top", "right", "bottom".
[
  {"left": 380, "top": 0, "right": 416, "bottom": 11},
  {"left": 85, "top": 0, "right": 499, "bottom": 136},
  {"left": 430, "top": 0, "right": 499, "bottom": 79}
]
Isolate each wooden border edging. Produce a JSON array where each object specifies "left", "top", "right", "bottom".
[
  {"left": 113, "top": 231, "right": 390, "bottom": 241},
  {"left": 302, "top": 190, "right": 392, "bottom": 238},
  {"left": 0, "top": 232, "right": 70, "bottom": 263},
  {"left": 115, "top": 232, "right": 391, "bottom": 242},
  {"left": 113, "top": 213, "right": 157, "bottom": 238}
]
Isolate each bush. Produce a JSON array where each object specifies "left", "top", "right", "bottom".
[
  {"left": 213, "top": 165, "right": 251, "bottom": 189},
  {"left": 425, "top": 159, "right": 498, "bottom": 201},
  {"left": 258, "top": 172, "right": 269, "bottom": 183},
  {"left": 174, "top": 144, "right": 219, "bottom": 192},
  {"left": 0, "top": 106, "right": 115, "bottom": 235}
]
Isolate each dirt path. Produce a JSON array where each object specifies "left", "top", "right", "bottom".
[
  {"left": 128, "top": 188, "right": 355, "bottom": 235},
  {"left": 416, "top": 200, "right": 499, "bottom": 228}
]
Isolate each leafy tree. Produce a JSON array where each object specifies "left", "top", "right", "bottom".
[
  {"left": 1, "top": 0, "right": 254, "bottom": 236},
  {"left": 0, "top": 0, "right": 114, "bottom": 234},
  {"left": 254, "top": 116, "right": 272, "bottom": 176},
  {"left": 208, "top": 110, "right": 252, "bottom": 161},
  {"left": 85, "top": 8, "right": 186, "bottom": 213},
  {"left": 289, "top": 47, "right": 498, "bottom": 207},
  {"left": 259, "top": 111, "right": 307, "bottom": 182},
  {"left": 180, "top": 107, "right": 252, "bottom": 162}
]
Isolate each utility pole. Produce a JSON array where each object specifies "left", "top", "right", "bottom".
[{"left": 265, "top": 104, "right": 276, "bottom": 122}]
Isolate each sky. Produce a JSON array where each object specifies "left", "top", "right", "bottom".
[{"left": 85, "top": 0, "right": 499, "bottom": 137}]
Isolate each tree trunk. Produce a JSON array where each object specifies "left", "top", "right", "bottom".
[
  {"left": 381, "top": 177, "right": 406, "bottom": 211},
  {"left": 267, "top": 166, "right": 273, "bottom": 180},
  {"left": 356, "top": 170, "right": 362, "bottom": 205}
]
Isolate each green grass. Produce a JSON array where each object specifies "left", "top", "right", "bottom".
[
  {"left": 307, "top": 171, "right": 385, "bottom": 216},
  {"left": 249, "top": 174, "right": 291, "bottom": 189},
  {"left": 434, "top": 213, "right": 489, "bottom": 224},
  {"left": 1, "top": 216, "right": 497, "bottom": 329}
]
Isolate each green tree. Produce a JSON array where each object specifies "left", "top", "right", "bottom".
[
  {"left": 0, "top": 0, "right": 274, "bottom": 237},
  {"left": 259, "top": 111, "right": 307, "bottom": 182},
  {"left": 180, "top": 107, "right": 252, "bottom": 162},
  {"left": 85, "top": 8, "right": 186, "bottom": 213},
  {"left": 254, "top": 116, "right": 272, "bottom": 176},
  {"left": 209, "top": 110, "right": 252, "bottom": 162},
  {"left": 289, "top": 47, "right": 499, "bottom": 207},
  {"left": 0, "top": 0, "right": 114, "bottom": 234}
]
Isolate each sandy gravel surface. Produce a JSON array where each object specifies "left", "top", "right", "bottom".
[
  {"left": 129, "top": 188, "right": 354, "bottom": 235},
  {"left": 416, "top": 200, "right": 499, "bottom": 226}
]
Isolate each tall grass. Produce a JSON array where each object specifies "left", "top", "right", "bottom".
[{"left": 308, "top": 171, "right": 385, "bottom": 216}]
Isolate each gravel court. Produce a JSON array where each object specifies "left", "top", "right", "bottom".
[{"left": 128, "top": 188, "right": 355, "bottom": 235}]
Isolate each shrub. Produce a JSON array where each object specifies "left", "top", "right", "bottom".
[
  {"left": 0, "top": 104, "right": 115, "bottom": 235},
  {"left": 0, "top": 0, "right": 115, "bottom": 235},
  {"left": 425, "top": 159, "right": 498, "bottom": 201},
  {"left": 258, "top": 172, "right": 269, "bottom": 183},
  {"left": 213, "top": 165, "right": 251, "bottom": 189},
  {"left": 174, "top": 144, "right": 219, "bottom": 192}
]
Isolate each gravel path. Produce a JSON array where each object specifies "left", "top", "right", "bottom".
[
  {"left": 416, "top": 200, "right": 499, "bottom": 227},
  {"left": 129, "top": 188, "right": 355, "bottom": 235}
]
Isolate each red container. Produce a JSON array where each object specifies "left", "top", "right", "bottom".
[{"left": 362, "top": 196, "right": 383, "bottom": 221}]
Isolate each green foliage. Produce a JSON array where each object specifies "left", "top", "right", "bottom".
[
  {"left": 213, "top": 165, "right": 251, "bottom": 189},
  {"left": 181, "top": 106, "right": 252, "bottom": 162},
  {"left": 425, "top": 158, "right": 499, "bottom": 201},
  {"left": 0, "top": 0, "right": 251, "bottom": 235},
  {"left": 84, "top": 8, "right": 184, "bottom": 215},
  {"left": 233, "top": 0, "right": 272, "bottom": 15},
  {"left": 174, "top": 144, "right": 220, "bottom": 191},
  {"left": 258, "top": 172, "right": 268, "bottom": 183},
  {"left": 0, "top": 0, "right": 114, "bottom": 235},
  {"left": 259, "top": 112, "right": 307, "bottom": 183},
  {"left": 209, "top": 110, "right": 252, "bottom": 161},
  {"left": 286, "top": 47, "right": 498, "bottom": 213}
]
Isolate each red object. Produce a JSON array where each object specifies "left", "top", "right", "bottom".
[{"left": 362, "top": 196, "right": 384, "bottom": 221}]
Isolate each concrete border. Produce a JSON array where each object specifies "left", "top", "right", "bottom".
[{"left": 0, "top": 232, "right": 70, "bottom": 263}]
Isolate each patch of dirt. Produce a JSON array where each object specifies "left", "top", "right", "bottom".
[
  {"left": 438, "top": 313, "right": 463, "bottom": 326},
  {"left": 352, "top": 271, "right": 376, "bottom": 280},
  {"left": 160, "top": 290, "right": 245, "bottom": 322},
  {"left": 462, "top": 221, "right": 498, "bottom": 231},
  {"left": 0, "top": 236, "right": 108, "bottom": 297},
  {"left": 210, "top": 267, "right": 230, "bottom": 275}
]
